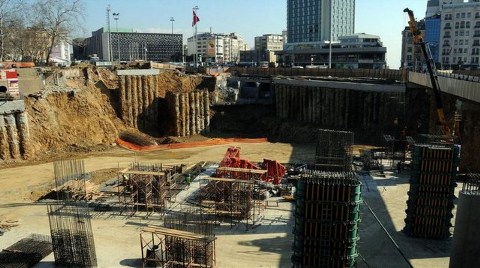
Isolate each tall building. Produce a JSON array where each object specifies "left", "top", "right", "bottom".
[
  {"left": 440, "top": 0, "right": 480, "bottom": 69},
  {"left": 287, "top": 0, "right": 355, "bottom": 43},
  {"left": 426, "top": 0, "right": 464, "bottom": 17},
  {"left": 82, "top": 27, "right": 182, "bottom": 62},
  {"left": 425, "top": 14, "right": 442, "bottom": 65}
]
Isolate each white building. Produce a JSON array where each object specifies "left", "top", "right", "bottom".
[
  {"left": 50, "top": 39, "right": 72, "bottom": 66},
  {"left": 440, "top": 0, "right": 480, "bottom": 69},
  {"left": 187, "top": 32, "right": 245, "bottom": 64}
]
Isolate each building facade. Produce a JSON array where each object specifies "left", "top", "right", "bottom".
[
  {"left": 440, "top": 0, "right": 480, "bottom": 69},
  {"left": 279, "top": 33, "right": 386, "bottom": 69},
  {"left": 82, "top": 27, "right": 182, "bottom": 62},
  {"left": 287, "top": 0, "right": 355, "bottom": 43},
  {"left": 187, "top": 32, "right": 245, "bottom": 64},
  {"left": 254, "top": 34, "right": 284, "bottom": 64},
  {"left": 426, "top": 0, "right": 464, "bottom": 17},
  {"left": 401, "top": 20, "right": 426, "bottom": 71},
  {"left": 425, "top": 14, "right": 442, "bottom": 65}
]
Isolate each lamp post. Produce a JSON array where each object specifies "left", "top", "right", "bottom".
[
  {"left": 113, "top": 12, "right": 120, "bottom": 62},
  {"left": 170, "top": 17, "right": 175, "bottom": 34}
]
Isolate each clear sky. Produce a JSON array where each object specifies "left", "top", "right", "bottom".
[{"left": 82, "top": 0, "right": 428, "bottom": 69}]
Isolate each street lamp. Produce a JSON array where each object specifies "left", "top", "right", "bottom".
[
  {"left": 170, "top": 17, "right": 175, "bottom": 34},
  {"left": 113, "top": 13, "right": 120, "bottom": 62}
]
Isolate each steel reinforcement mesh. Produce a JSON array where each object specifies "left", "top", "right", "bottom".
[
  {"left": 0, "top": 234, "right": 52, "bottom": 268},
  {"left": 164, "top": 207, "right": 215, "bottom": 237},
  {"left": 315, "top": 129, "right": 354, "bottom": 172},
  {"left": 292, "top": 171, "right": 361, "bottom": 268},
  {"left": 47, "top": 203, "right": 97, "bottom": 267},
  {"left": 53, "top": 159, "right": 88, "bottom": 200}
]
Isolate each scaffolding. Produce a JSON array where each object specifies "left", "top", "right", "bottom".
[
  {"left": 315, "top": 129, "right": 354, "bottom": 172},
  {"left": 198, "top": 176, "right": 263, "bottom": 229},
  {"left": 140, "top": 226, "right": 216, "bottom": 268},
  {"left": 292, "top": 170, "right": 361, "bottom": 268},
  {"left": 0, "top": 234, "right": 52, "bottom": 268},
  {"left": 118, "top": 162, "right": 183, "bottom": 217},
  {"left": 47, "top": 203, "right": 97, "bottom": 268}
]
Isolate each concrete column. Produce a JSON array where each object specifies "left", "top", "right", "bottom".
[
  {"left": 174, "top": 93, "right": 180, "bottom": 136},
  {"left": 136, "top": 76, "right": 143, "bottom": 128},
  {"left": 0, "top": 115, "right": 9, "bottom": 160},
  {"left": 198, "top": 91, "right": 204, "bottom": 133},
  {"left": 185, "top": 92, "right": 190, "bottom": 136},
  {"left": 119, "top": 76, "right": 126, "bottom": 120},
  {"left": 4, "top": 114, "right": 20, "bottom": 159},
  {"left": 15, "top": 112, "right": 30, "bottom": 159},
  {"left": 204, "top": 91, "right": 210, "bottom": 133},
  {"left": 179, "top": 93, "right": 186, "bottom": 137},
  {"left": 450, "top": 191, "right": 480, "bottom": 268},
  {"left": 190, "top": 92, "right": 196, "bottom": 135},
  {"left": 131, "top": 76, "right": 138, "bottom": 128},
  {"left": 126, "top": 76, "right": 133, "bottom": 126}
]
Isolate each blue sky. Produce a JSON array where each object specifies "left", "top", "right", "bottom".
[{"left": 82, "top": 0, "right": 427, "bottom": 69}]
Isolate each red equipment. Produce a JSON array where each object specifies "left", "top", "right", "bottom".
[{"left": 216, "top": 146, "right": 287, "bottom": 184}]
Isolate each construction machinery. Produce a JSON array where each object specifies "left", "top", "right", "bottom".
[
  {"left": 216, "top": 146, "right": 287, "bottom": 184},
  {"left": 404, "top": 8, "right": 453, "bottom": 141}
]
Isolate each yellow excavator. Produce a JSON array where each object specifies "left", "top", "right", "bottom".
[{"left": 403, "top": 8, "right": 458, "bottom": 142}]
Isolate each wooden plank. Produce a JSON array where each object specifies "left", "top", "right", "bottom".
[
  {"left": 216, "top": 167, "right": 267, "bottom": 174},
  {"left": 121, "top": 170, "right": 165, "bottom": 176},
  {"left": 203, "top": 176, "right": 254, "bottom": 183}
]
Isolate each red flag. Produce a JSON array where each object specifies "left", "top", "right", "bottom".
[{"left": 192, "top": 10, "right": 200, "bottom": 27}]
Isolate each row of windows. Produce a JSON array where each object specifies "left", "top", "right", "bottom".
[
  {"left": 444, "top": 12, "right": 480, "bottom": 20},
  {"left": 442, "top": 57, "right": 479, "bottom": 64}
]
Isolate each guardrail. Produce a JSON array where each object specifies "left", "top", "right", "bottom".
[{"left": 226, "top": 67, "right": 406, "bottom": 81}]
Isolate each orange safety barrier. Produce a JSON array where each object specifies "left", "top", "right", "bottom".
[{"left": 116, "top": 137, "right": 268, "bottom": 152}]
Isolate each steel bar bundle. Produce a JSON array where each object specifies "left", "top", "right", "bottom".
[
  {"left": 403, "top": 144, "right": 460, "bottom": 239},
  {"left": 140, "top": 226, "right": 216, "bottom": 268},
  {"left": 292, "top": 170, "right": 361, "bottom": 268},
  {"left": 0, "top": 234, "right": 52, "bottom": 268},
  {"left": 53, "top": 159, "right": 87, "bottom": 200},
  {"left": 315, "top": 129, "right": 354, "bottom": 172},
  {"left": 47, "top": 203, "right": 97, "bottom": 268},
  {"left": 118, "top": 162, "right": 183, "bottom": 216}
]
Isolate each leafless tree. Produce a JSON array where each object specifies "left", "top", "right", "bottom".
[
  {"left": 0, "top": 0, "right": 25, "bottom": 61},
  {"left": 30, "top": 0, "right": 84, "bottom": 64}
]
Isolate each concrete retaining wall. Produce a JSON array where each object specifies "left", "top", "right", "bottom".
[
  {"left": 166, "top": 91, "right": 210, "bottom": 136},
  {"left": 0, "top": 100, "right": 30, "bottom": 160}
]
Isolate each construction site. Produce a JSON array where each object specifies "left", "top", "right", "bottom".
[{"left": 0, "top": 45, "right": 480, "bottom": 268}]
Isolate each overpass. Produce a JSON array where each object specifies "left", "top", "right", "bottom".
[{"left": 408, "top": 71, "right": 480, "bottom": 104}]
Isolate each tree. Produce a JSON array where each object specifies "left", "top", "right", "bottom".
[
  {"left": 0, "top": 0, "right": 25, "bottom": 61},
  {"left": 30, "top": 0, "right": 84, "bottom": 64}
]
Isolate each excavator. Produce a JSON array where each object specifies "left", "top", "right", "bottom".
[{"left": 403, "top": 8, "right": 458, "bottom": 142}]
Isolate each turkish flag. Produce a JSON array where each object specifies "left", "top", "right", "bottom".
[{"left": 192, "top": 10, "right": 200, "bottom": 27}]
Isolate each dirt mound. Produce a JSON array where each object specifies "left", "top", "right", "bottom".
[{"left": 119, "top": 130, "right": 157, "bottom": 146}]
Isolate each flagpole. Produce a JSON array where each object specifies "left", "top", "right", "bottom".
[{"left": 193, "top": 6, "right": 199, "bottom": 69}]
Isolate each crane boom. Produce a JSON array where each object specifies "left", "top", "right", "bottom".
[{"left": 404, "top": 8, "right": 452, "bottom": 139}]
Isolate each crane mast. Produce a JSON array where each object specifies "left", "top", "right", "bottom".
[{"left": 404, "top": 8, "right": 452, "bottom": 139}]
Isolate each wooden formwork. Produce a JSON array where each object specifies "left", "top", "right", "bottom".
[{"left": 404, "top": 144, "right": 460, "bottom": 239}]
